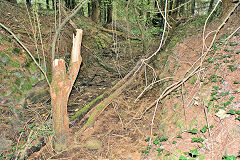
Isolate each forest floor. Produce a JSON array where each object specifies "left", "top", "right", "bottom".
[{"left": 0, "top": 1, "right": 240, "bottom": 160}]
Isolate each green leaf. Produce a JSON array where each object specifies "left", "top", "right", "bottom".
[
  {"left": 235, "top": 111, "right": 240, "bottom": 115},
  {"left": 191, "top": 137, "right": 198, "bottom": 142},
  {"left": 233, "top": 81, "right": 239, "bottom": 84},
  {"left": 229, "top": 96, "right": 235, "bottom": 101},
  {"left": 219, "top": 92, "right": 229, "bottom": 96},
  {"left": 153, "top": 139, "right": 160, "bottom": 145},
  {"left": 177, "top": 135, "right": 182, "bottom": 138},
  {"left": 190, "top": 148, "right": 199, "bottom": 156},
  {"left": 222, "top": 101, "right": 231, "bottom": 107},
  {"left": 188, "top": 128, "right": 198, "bottom": 134},
  {"left": 145, "top": 137, "right": 150, "bottom": 142},
  {"left": 191, "top": 137, "right": 204, "bottom": 143},
  {"left": 200, "top": 125, "right": 207, "bottom": 133},
  {"left": 236, "top": 115, "right": 240, "bottom": 121},
  {"left": 229, "top": 42, "right": 238, "bottom": 46},
  {"left": 160, "top": 136, "right": 168, "bottom": 142},
  {"left": 179, "top": 155, "right": 188, "bottom": 160},
  {"left": 141, "top": 150, "right": 149, "bottom": 154},
  {"left": 213, "top": 86, "right": 219, "bottom": 90},
  {"left": 165, "top": 152, "right": 170, "bottom": 156},
  {"left": 157, "top": 148, "right": 164, "bottom": 153},
  {"left": 222, "top": 155, "right": 237, "bottom": 160},
  {"left": 198, "top": 137, "right": 204, "bottom": 142},
  {"left": 227, "top": 110, "right": 235, "bottom": 115},
  {"left": 227, "top": 65, "right": 237, "bottom": 72}
]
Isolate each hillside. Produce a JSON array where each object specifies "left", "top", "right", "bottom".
[{"left": 0, "top": 0, "right": 239, "bottom": 159}]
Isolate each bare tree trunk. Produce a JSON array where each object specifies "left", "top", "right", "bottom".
[
  {"left": 169, "top": 0, "right": 173, "bottom": 15},
  {"left": 180, "top": 0, "right": 185, "bottom": 16},
  {"left": 70, "top": 0, "right": 76, "bottom": 9},
  {"left": 191, "top": 0, "right": 195, "bottom": 15},
  {"left": 26, "top": 0, "right": 31, "bottom": 7},
  {"left": 91, "top": 0, "right": 99, "bottom": 22},
  {"left": 88, "top": 2, "right": 91, "bottom": 17},
  {"left": 79, "top": 7, "right": 85, "bottom": 16},
  {"left": 172, "top": 0, "right": 180, "bottom": 19},
  {"left": 52, "top": 0, "right": 55, "bottom": 10},
  {"left": 208, "top": 0, "right": 214, "bottom": 13},
  {"left": 46, "top": 0, "right": 50, "bottom": 9},
  {"left": 106, "top": 0, "right": 112, "bottom": 24},
  {"left": 103, "top": 1, "right": 107, "bottom": 22}
]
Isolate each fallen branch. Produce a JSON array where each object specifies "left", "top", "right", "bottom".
[
  {"left": 70, "top": 94, "right": 104, "bottom": 121},
  {"left": 74, "top": 59, "right": 145, "bottom": 137}
]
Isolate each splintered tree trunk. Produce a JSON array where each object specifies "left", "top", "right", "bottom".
[
  {"left": 91, "top": 0, "right": 99, "bottom": 22},
  {"left": 50, "top": 29, "right": 83, "bottom": 152}
]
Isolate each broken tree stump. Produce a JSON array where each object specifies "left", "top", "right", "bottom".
[{"left": 50, "top": 29, "right": 83, "bottom": 152}]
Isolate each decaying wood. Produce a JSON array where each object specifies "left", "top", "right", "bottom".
[{"left": 50, "top": 29, "right": 83, "bottom": 152}]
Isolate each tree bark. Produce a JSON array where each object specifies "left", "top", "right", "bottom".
[
  {"left": 180, "top": 0, "right": 185, "bottom": 16},
  {"left": 46, "top": 0, "right": 50, "bottom": 9},
  {"left": 88, "top": 2, "right": 91, "bottom": 17},
  {"left": 106, "top": 0, "right": 112, "bottom": 24},
  {"left": 208, "top": 0, "right": 214, "bottom": 13},
  {"left": 52, "top": 0, "right": 55, "bottom": 10},
  {"left": 91, "top": 0, "right": 99, "bottom": 22},
  {"left": 26, "top": 0, "right": 31, "bottom": 7},
  {"left": 169, "top": 0, "right": 173, "bottom": 15},
  {"left": 51, "top": 29, "right": 83, "bottom": 152},
  {"left": 172, "top": 0, "right": 180, "bottom": 19},
  {"left": 191, "top": 0, "right": 196, "bottom": 15}
]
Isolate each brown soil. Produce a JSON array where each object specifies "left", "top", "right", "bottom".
[{"left": 0, "top": 1, "right": 239, "bottom": 160}]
